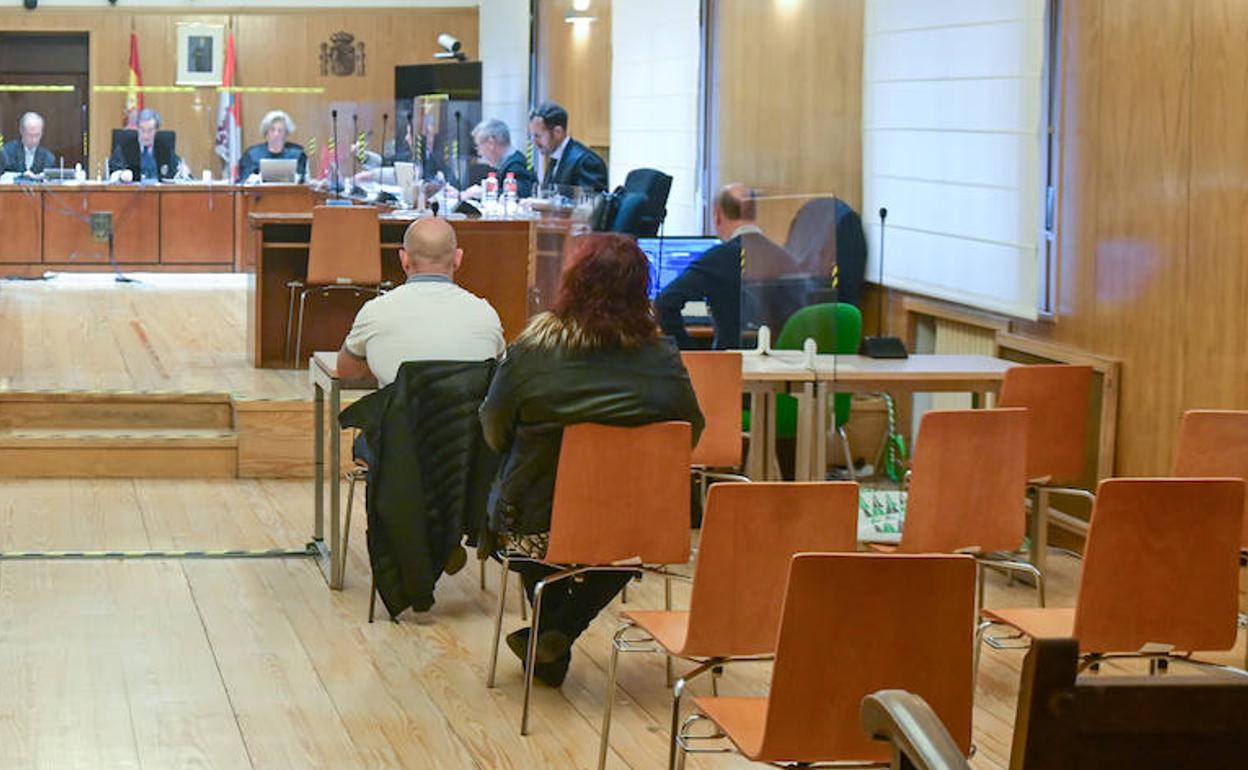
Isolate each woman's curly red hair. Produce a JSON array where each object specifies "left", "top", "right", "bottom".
[{"left": 551, "top": 233, "right": 658, "bottom": 348}]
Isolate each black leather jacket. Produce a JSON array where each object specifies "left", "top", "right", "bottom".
[
  {"left": 340, "top": 359, "right": 499, "bottom": 615},
  {"left": 479, "top": 323, "right": 705, "bottom": 535}
]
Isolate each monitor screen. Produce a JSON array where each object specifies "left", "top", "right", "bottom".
[{"left": 637, "top": 236, "right": 721, "bottom": 299}]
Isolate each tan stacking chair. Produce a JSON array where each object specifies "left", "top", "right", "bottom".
[
  {"left": 1172, "top": 409, "right": 1248, "bottom": 554},
  {"left": 285, "top": 205, "right": 384, "bottom": 366},
  {"left": 997, "top": 364, "right": 1095, "bottom": 574},
  {"left": 596, "top": 481, "right": 860, "bottom": 770},
  {"left": 675, "top": 553, "right": 976, "bottom": 769},
  {"left": 485, "top": 421, "right": 693, "bottom": 735},
  {"left": 982, "top": 477, "right": 1245, "bottom": 673}
]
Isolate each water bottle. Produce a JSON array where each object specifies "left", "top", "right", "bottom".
[
  {"left": 502, "top": 172, "right": 518, "bottom": 217},
  {"left": 483, "top": 171, "right": 499, "bottom": 215}
]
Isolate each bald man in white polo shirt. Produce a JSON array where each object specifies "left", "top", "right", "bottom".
[{"left": 337, "top": 217, "right": 504, "bottom": 386}]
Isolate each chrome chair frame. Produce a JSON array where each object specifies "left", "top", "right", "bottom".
[
  {"left": 284, "top": 282, "right": 387, "bottom": 367},
  {"left": 486, "top": 552, "right": 681, "bottom": 735},
  {"left": 673, "top": 708, "right": 891, "bottom": 770}
]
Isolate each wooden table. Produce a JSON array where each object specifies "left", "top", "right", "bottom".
[
  {"left": 804, "top": 354, "right": 1015, "bottom": 480},
  {"left": 310, "top": 351, "right": 376, "bottom": 590},
  {"left": 0, "top": 182, "right": 321, "bottom": 274},
  {"left": 250, "top": 213, "right": 545, "bottom": 368},
  {"left": 741, "top": 351, "right": 818, "bottom": 481}
]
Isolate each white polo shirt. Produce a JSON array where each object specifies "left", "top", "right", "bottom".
[{"left": 343, "top": 273, "right": 505, "bottom": 387}]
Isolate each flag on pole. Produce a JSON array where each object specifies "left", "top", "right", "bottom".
[
  {"left": 124, "top": 32, "right": 143, "bottom": 128},
  {"left": 214, "top": 31, "right": 241, "bottom": 180}
]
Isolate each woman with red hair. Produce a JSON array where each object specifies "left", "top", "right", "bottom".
[{"left": 480, "top": 233, "right": 704, "bottom": 687}]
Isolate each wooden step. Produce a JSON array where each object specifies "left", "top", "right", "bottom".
[
  {"left": 0, "top": 429, "right": 238, "bottom": 478},
  {"left": 0, "top": 391, "right": 234, "bottom": 432}
]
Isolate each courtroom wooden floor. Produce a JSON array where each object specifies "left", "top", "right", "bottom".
[{"left": 0, "top": 276, "right": 1245, "bottom": 769}]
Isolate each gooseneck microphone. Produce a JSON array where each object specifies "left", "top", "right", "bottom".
[
  {"left": 330, "top": 109, "right": 341, "bottom": 195},
  {"left": 859, "top": 205, "right": 908, "bottom": 358}
]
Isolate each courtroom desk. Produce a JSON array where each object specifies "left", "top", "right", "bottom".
[
  {"left": 159, "top": 185, "right": 236, "bottom": 265},
  {"left": 235, "top": 185, "right": 324, "bottom": 271},
  {"left": 249, "top": 213, "right": 542, "bottom": 368},
  {"left": 0, "top": 188, "right": 41, "bottom": 263},
  {"left": 42, "top": 186, "right": 160, "bottom": 264}
]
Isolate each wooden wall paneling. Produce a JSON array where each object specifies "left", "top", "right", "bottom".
[
  {"left": 711, "top": 0, "right": 863, "bottom": 241},
  {"left": 535, "top": 0, "right": 612, "bottom": 150},
  {"left": 1182, "top": 0, "right": 1248, "bottom": 412}
]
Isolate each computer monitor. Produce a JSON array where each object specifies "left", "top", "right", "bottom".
[{"left": 637, "top": 236, "right": 720, "bottom": 299}]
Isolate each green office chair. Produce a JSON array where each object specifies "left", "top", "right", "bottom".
[{"left": 745, "top": 303, "right": 863, "bottom": 477}]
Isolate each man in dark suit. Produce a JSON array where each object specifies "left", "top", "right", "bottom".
[
  {"left": 108, "top": 108, "right": 185, "bottom": 182},
  {"left": 1, "top": 112, "right": 56, "bottom": 176},
  {"left": 528, "top": 102, "right": 607, "bottom": 193},
  {"left": 656, "top": 184, "right": 802, "bottom": 349},
  {"left": 466, "top": 118, "right": 535, "bottom": 198}
]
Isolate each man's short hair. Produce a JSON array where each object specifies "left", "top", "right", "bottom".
[
  {"left": 529, "top": 102, "right": 568, "bottom": 131},
  {"left": 136, "top": 108, "right": 162, "bottom": 128},
  {"left": 471, "top": 118, "right": 511, "bottom": 147},
  {"left": 19, "top": 112, "right": 43, "bottom": 132},
  {"left": 715, "top": 184, "right": 757, "bottom": 221},
  {"left": 403, "top": 218, "right": 458, "bottom": 267}
]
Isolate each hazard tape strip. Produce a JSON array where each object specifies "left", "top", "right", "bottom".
[{"left": 0, "top": 542, "right": 318, "bottom": 561}]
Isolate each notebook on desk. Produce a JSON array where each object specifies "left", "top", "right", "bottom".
[{"left": 858, "top": 487, "right": 906, "bottom": 544}]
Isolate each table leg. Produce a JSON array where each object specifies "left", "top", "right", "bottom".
[
  {"left": 329, "top": 381, "right": 343, "bottom": 590},
  {"left": 313, "top": 382, "right": 325, "bottom": 543},
  {"left": 744, "top": 386, "right": 765, "bottom": 480},
  {"left": 793, "top": 382, "right": 816, "bottom": 481},
  {"left": 814, "top": 381, "right": 828, "bottom": 480},
  {"left": 1030, "top": 486, "right": 1049, "bottom": 576},
  {"left": 765, "top": 389, "right": 782, "bottom": 480}
]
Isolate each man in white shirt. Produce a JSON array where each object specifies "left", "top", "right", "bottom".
[{"left": 336, "top": 217, "right": 505, "bottom": 386}]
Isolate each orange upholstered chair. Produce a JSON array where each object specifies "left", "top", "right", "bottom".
[
  {"left": 997, "top": 364, "right": 1095, "bottom": 574},
  {"left": 1172, "top": 409, "right": 1248, "bottom": 553},
  {"left": 595, "top": 481, "right": 860, "bottom": 770},
  {"left": 285, "top": 205, "right": 384, "bottom": 366},
  {"left": 982, "top": 477, "right": 1244, "bottom": 672},
  {"left": 675, "top": 553, "right": 976, "bottom": 768},
  {"left": 486, "top": 421, "right": 693, "bottom": 735}
]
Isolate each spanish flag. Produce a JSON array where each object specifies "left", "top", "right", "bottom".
[{"left": 124, "top": 32, "right": 143, "bottom": 128}]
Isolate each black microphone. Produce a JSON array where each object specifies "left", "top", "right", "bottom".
[
  {"left": 375, "top": 112, "right": 396, "bottom": 204},
  {"left": 859, "top": 205, "right": 908, "bottom": 358},
  {"left": 379, "top": 113, "right": 389, "bottom": 165},
  {"left": 330, "top": 109, "right": 341, "bottom": 195},
  {"left": 350, "top": 113, "right": 365, "bottom": 197},
  {"left": 453, "top": 109, "right": 463, "bottom": 187}
]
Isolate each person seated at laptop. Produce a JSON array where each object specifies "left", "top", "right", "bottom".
[
  {"left": 655, "top": 183, "right": 799, "bottom": 349},
  {"left": 479, "top": 233, "right": 704, "bottom": 687},
  {"left": 1, "top": 112, "right": 56, "bottom": 177},
  {"left": 108, "top": 108, "right": 187, "bottom": 182},
  {"left": 238, "top": 109, "right": 307, "bottom": 183}
]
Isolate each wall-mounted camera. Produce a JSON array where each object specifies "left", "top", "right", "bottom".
[{"left": 434, "top": 33, "right": 466, "bottom": 62}]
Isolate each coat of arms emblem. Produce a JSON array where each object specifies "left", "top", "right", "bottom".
[{"left": 320, "top": 31, "right": 366, "bottom": 77}]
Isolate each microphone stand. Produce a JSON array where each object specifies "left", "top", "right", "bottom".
[
  {"left": 859, "top": 206, "right": 908, "bottom": 358},
  {"left": 350, "top": 113, "right": 365, "bottom": 197},
  {"left": 376, "top": 112, "right": 396, "bottom": 203},
  {"left": 330, "top": 109, "right": 342, "bottom": 196}
]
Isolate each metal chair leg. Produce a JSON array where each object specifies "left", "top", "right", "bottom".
[
  {"left": 518, "top": 573, "right": 527, "bottom": 620},
  {"left": 343, "top": 470, "right": 359, "bottom": 584},
  {"left": 621, "top": 582, "right": 629, "bottom": 604},
  {"left": 520, "top": 577, "right": 548, "bottom": 735},
  {"left": 669, "top": 675, "right": 690, "bottom": 770},
  {"left": 293, "top": 289, "right": 311, "bottom": 369},
  {"left": 838, "top": 424, "right": 854, "bottom": 478},
  {"left": 283, "top": 283, "right": 300, "bottom": 364},
  {"left": 487, "top": 557, "right": 510, "bottom": 688},
  {"left": 479, "top": 556, "right": 486, "bottom": 590},
  {"left": 597, "top": 629, "right": 625, "bottom": 770},
  {"left": 368, "top": 574, "right": 378, "bottom": 623}
]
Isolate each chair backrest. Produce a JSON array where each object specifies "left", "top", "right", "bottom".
[
  {"left": 860, "top": 637, "right": 1248, "bottom": 770},
  {"left": 619, "top": 167, "right": 672, "bottom": 236},
  {"left": 776, "top": 302, "right": 862, "bottom": 354},
  {"left": 681, "top": 350, "right": 743, "bottom": 468},
  {"left": 682, "top": 482, "right": 859, "bottom": 657},
  {"left": 544, "top": 422, "right": 692, "bottom": 565},
  {"left": 757, "top": 553, "right": 976, "bottom": 764},
  {"left": 774, "top": 303, "right": 863, "bottom": 430},
  {"left": 900, "top": 408, "right": 1029, "bottom": 554},
  {"left": 1073, "top": 477, "right": 1243, "bottom": 655},
  {"left": 997, "top": 364, "right": 1094, "bottom": 484},
  {"left": 1013, "top": 637, "right": 1248, "bottom": 769},
  {"left": 306, "top": 205, "right": 383, "bottom": 286},
  {"left": 1172, "top": 409, "right": 1248, "bottom": 548},
  {"left": 784, "top": 197, "right": 838, "bottom": 276}
]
